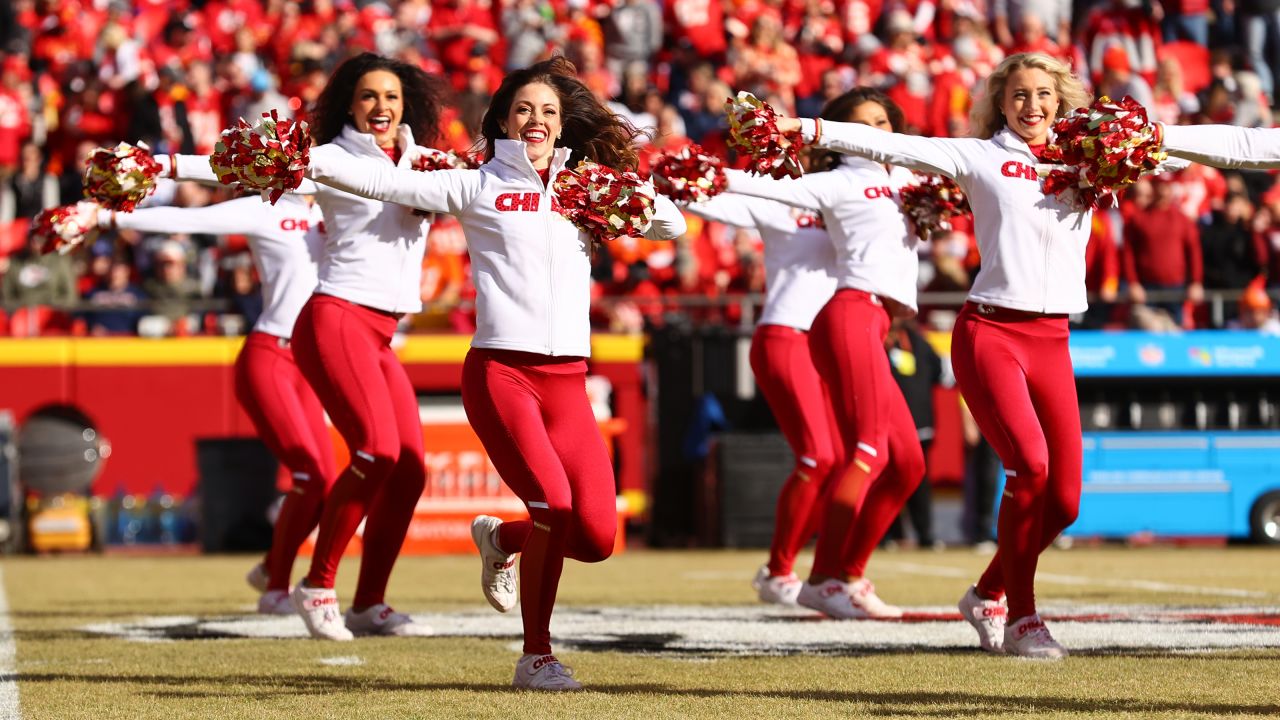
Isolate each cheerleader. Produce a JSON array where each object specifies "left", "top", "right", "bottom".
[
  {"left": 774, "top": 54, "right": 1092, "bottom": 659},
  {"left": 101, "top": 195, "right": 330, "bottom": 615},
  {"left": 303, "top": 57, "right": 686, "bottom": 689},
  {"left": 676, "top": 189, "right": 839, "bottom": 606},
  {"left": 726, "top": 88, "right": 925, "bottom": 620},
  {"left": 1160, "top": 123, "right": 1280, "bottom": 170}
]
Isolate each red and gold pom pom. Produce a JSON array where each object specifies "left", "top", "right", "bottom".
[
  {"left": 411, "top": 149, "right": 480, "bottom": 172},
  {"left": 899, "top": 174, "right": 971, "bottom": 241},
  {"left": 1041, "top": 96, "right": 1167, "bottom": 211},
  {"left": 33, "top": 201, "right": 100, "bottom": 255},
  {"left": 210, "top": 110, "right": 311, "bottom": 205},
  {"left": 724, "top": 92, "right": 804, "bottom": 180},
  {"left": 553, "top": 160, "right": 656, "bottom": 245},
  {"left": 651, "top": 144, "right": 727, "bottom": 204},
  {"left": 82, "top": 142, "right": 162, "bottom": 212}
]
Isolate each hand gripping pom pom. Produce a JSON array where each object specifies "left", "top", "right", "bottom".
[
  {"left": 1040, "top": 96, "right": 1168, "bottom": 211},
  {"left": 210, "top": 110, "right": 312, "bottom": 205},
  {"left": 650, "top": 144, "right": 728, "bottom": 203},
  {"left": 32, "top": 201, "right": 101, "bottom": 255},
  {"left": 724, "top": 92, "right": 805, "bottom": 180},
  {"left": 82, "top": 142, "right": 162, "bottom": 212},
  {"left": 552, "top": 160, "right": 656, "bottom": 245},
  {"left": 899, "top": 174, "right": 972, "bottom": 241}
]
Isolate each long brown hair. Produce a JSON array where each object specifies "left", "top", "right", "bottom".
[
  {"left": 479, "top": 56, "right": 643, "bottom": 171},
  {"left": 970, "top": 53, "right": 1091, "bottom": 139}
]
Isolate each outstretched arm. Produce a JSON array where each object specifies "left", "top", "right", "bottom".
[
  {"left": 157, "top": 153, "right": 321, "bottom": 194},
  {"left": 1161, "top": 124, "right": 1280, "bottom": 170},
  {"left": 724, "top": 169, "right": 827, "bottom": 212},
  {"left": 645, "top": 193, "right": 688, "bottom": 240},
  {"left": 776, "top": 117, "right": 966, "bottom": 178},
  {"left": 307, "top": 144, "right": 482, "bottom": 215},
  {"left": 105, "top": 195, "right": 279, "bottom": 235}
]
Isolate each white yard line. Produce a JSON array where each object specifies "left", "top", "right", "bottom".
[
  {"left": 0, "top": 566, "right": 21, "bottom": 720},
  {"left": 879, "top": 560, "right": 1274, "bottom": 599}
]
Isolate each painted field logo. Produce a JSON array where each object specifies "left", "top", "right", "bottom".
[{"left": 81, "top": 605, "right": 1280, "bottom": 656}]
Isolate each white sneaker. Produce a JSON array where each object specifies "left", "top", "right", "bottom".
[
  {"left": 257, "top": 589, "right": 294, "bottom": 615},
  {"left": 797, "top": 578, "right": 863, "bottom": 619},
  {"left": 752, "top": 565, "right": 802, "bottom": 606},
  {"left": 291, "top": 583, "right": 354, "bottom": 641},
  {"left": 513, "top": 653, "right": 583, "bottom": 691},
  {"left": 471, "top": 515, "right": 518, "bottom": 612},
  {"left": 246, "top": 562, "right": 269, "bottom": 593},
  {"left": 958, "top": 585, "right": 1007, "bottom": 653},
  {"left": 846, "top": 578, "right": 903, "bottom": 619},
  {"left": 344, "top": 604, "right": 434, "bottom": 637},
  {"left": 1004, "top": 614, "right": 1068, "bottom": 660}
]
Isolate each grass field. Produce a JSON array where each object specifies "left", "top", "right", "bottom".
[{"left": 2, "top": 546, "right": 1279, "bottom": 719}]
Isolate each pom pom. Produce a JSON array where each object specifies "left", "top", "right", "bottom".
[
  {"left": 1040, "top": 96, "right": 1167, "bottom": 211},
  {"left": 899, "top": 174, "right": 971, "bottom": 241},
  {"left": 82, "top": 142, "right": 162, "bottom": 212},
  {"left": 650, "top": 144, "right": 727, "bottom": 203},
  {"left": 552, "top": 160, "right": 656, "bottom": 245},
  {"left": 724, "top": 91, "right": 805, "bottom": 180},
  {"left": 32, "top": 201, "right": 100, "bottom": 255},
  {"left": 411, "top": 149, "right": 480, "bottom": 172},
  {"left": 210, "top": 110, "right": 312, "bottom": 204}
]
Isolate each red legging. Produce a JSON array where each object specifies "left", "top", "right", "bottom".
[
  {"left": 749, "top": 323, "right": 843, "bottom": 577},
  {"left": 290, "top": 294, "right": 426, "bottom": 609},
  {"left": 234, "top": 332, "right": 336, "bottom": 592},
  {"left": 808, "top": 290, "right": 925, "bottom": 580},
  {"left": 950, "top": 303, "right": 1082, "bottom": 620},
  {"left": 461, "top": 348, "right": 616, "bottom": 656}
]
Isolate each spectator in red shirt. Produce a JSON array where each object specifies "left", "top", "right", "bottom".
[
  {"left": 665, "top": 0, "right": 728, "bottom": 61},
  {"left": 1123, "top": 176, "right": 1204, "bottom": 327},
  {"left": 1080, "top": 211, "right": 1121, "bottom": 328}
]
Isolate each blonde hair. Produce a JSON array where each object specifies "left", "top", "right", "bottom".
[{"left": 969, "top": 53, "right": 1092, "bottom": 139}]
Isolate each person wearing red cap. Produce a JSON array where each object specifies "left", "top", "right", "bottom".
[
  {"left": 1232, "top": 283, "right": 1280, "bottom": 333},
  {"left": 1098, "top": 45, "right": 1154, "bottom": 109}
]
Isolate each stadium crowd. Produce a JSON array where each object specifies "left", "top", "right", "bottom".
[{"left": 2, "top": 0, "right": 1280, "bottom": 337}]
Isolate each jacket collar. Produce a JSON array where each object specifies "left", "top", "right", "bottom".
[
  {"left": 992, "top": 125, "right": 1039, "bottom": 160},
  {"left": 493, "top": 139, "right": 574, "bottom": 180},
  {"left": 335, "top": 123, "right": 416, "bottom": 163}
]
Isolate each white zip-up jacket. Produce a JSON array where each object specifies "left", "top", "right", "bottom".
[
  {"left": 106, "top": 194, "right": 324, "bottom": 338},
  {"left": 681, "top": 192, "right": 836, "bottom": 330},
  {"left": 164, "top": 124, "right": 438, "bottom": 314},
  {"left": 801, "top": 119, "right": 1093, "bottom": 314},
  {"left": 1161, "top": 123, "right": 1280, "bottom": 170},
  {"left": 726, "top": 162, "right": 920, "bottom": 312},
  {"left": 309, "top": 139, "right": 686, "bottom": 357}
]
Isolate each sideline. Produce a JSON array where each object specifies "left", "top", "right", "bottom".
[
  {"left": 879, "top": 560, "right": 1274, "bottom": 599},
  {"left": 0, "top": 566, "right": 20, "bottom": 719}
]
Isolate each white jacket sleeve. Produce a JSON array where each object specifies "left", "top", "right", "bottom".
[
  {"left": 645, "top": 192, "right": 687, "bottom": 240},
  {"left": 1162, "top": 124, "right": 1280, "bottom": 170},
  {"left": 158, "top": 153, "right": 322, "bottom": 194},
  {"left": 105, "top": 196, "right": 270, "bottom": 234},
  {"left": 681, "top": 191, "right": 797, "bottom": 233},
  {"left": 800, "top": 118, "right": 966, "bottom": 178},
  {"left": 307, "top": 144, "right": 482, "bottom": 215},
  {"left": 725, "top": 169, "right": 826, "bottom": 211}
]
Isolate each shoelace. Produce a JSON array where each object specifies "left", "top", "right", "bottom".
[
  {"left": 544, "top": 662, "right": 576, "bottom": 684},
  {"left": 494, "top": 564, "right": 517, "bottom": 594}
]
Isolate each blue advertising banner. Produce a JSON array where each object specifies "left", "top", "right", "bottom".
[{"left": 1071, "top": 330, "right": 1280, "bottom": 377}]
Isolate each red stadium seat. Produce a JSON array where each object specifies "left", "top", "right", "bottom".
[
  {"left": 1158, "top": 41, "right": 1210, "bottom": 94},
  {"left": 8, "top": 306, "right": 72, "bottom": 337}
]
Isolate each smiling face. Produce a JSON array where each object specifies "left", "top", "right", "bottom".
[
  {"left": 501, "top": 82, "right": 562, "bottom": 169},
  {"left": 1001, "top": 66, "right": 1058, "bottom": 146},
  {"left": 349, "top": 69, "right": 403, "bottom": 149}
]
